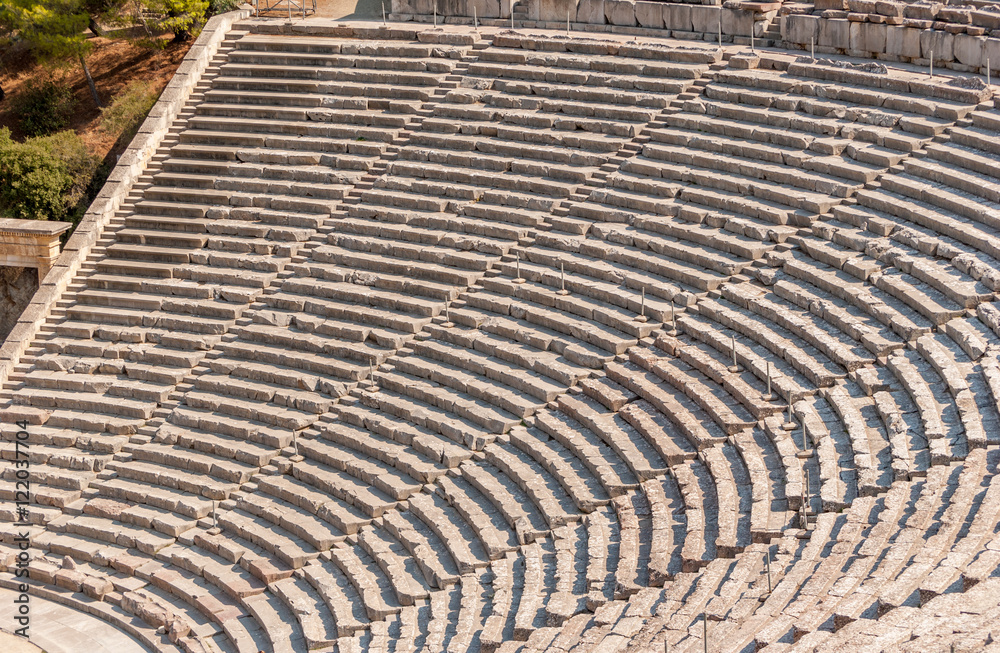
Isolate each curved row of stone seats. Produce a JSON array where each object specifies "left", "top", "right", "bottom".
[
  {"left": 630, "top": 335, "right": 800, "bottom": 537},
  {"left": 812, "top": 209, "right": 996, "bottom": 315},
  {"left": 705, "top": 449, "right": 993, "bottom": 650},
  {"left": 845, "top": 109, "right": 1000, "bottom": 282},
  {"left": 0, "top": 521, "right": 284, "bottom": 653},
  {"left": 741, "top": 447, "right": 1000, "bottom": 650},
  {"left": 557, "top": 59, "right": 989, "bottom": 327},
  {"left": 405, "top": 36, "right": 719, "bottom": 237},
  {"left": 657, "top": 302, "right": 911, "bottom": 511},
  {"left": 771, "top": 247, "right": 936, "bottom": 346},
  {"left": 0, "top": 552, "right": 189, "bottom": 653},
  {"left": 0, "top": 27, "right": 413, "bottom": 469}
]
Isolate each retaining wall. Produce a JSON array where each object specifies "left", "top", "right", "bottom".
[{"left": 391, "top": 0, "right": 1000, "bottom": 77}]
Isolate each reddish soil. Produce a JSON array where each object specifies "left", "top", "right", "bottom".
[{"left": 0, "top": 34, "right": 192, "bottom": 162}]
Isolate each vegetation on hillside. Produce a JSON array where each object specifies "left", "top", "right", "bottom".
[{"left": 0, "top": 0, "right": 239, "bottom": 228}]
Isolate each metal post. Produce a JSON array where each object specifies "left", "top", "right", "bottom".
[
  {"left": 212, "top": 500, "right": 218, "bottom": 529},
  {"left": 811, "top": 36, "right": 814, "bottom": 59},
  {"left": 287, "top": 0, "right": 291, "bottom": 19},
  {"left": 730, "top": 335, "right": 738, "bottom": 372},
  {"left": 670, "top": 299, "right": 677, "bottom": 335},
  {"left": 802, "top": 466, "right": 809, "bottom": 520},
  {"left": 801, "top": 420, "right": 808, "bottom": 452},
  {"left": 511, "top": 2, "right": 515, "bottom": 30},
  {"left": 751, "top": 30, "right": 754, "bottom": 52},
  {"left": 474, "top": 5, "right": 478, "bottom": 30},
  {"left": 557, "top": 261, "right": 569, "bottom": 295},
  {"left": 635, "top": 287, "right": 648, "bottom": 322},
  {"left": 292, "top": 431, "right": 298, "bottom": 457},
  {"left": 765, "top": 360, "right": 772, "bottom": 399},
  {"left": 929, "top": 50, "right": 933, "bottom": 77},
  {"left": 513, "top": 252, "right": 525, "bottom": 283},
  {"left": 302, "top": 0, "right": 305, "bottom": 19},
  {"left": 567, "top": 7, "right": 570, "bottom": 33},
  {"left": 718, "top": 19, "right": 722, "bottom": 50},
  {"left": 383, "top": 1, "right": 386, "bottom": 25},
  {"left": 368, "top": 361, "right": 378, "bottom": 392},
  {"left": 765, "top": 551, "right": 771, "bottom": 593},
  {"left": 434, "top": 5, "right": 437, "bottom": 26},
  {"left": 703, "top": 613, "right": 708, "bottom": 653},
  {"left": 444, "top": 306, "right": 453, "bottom": 327},
  {"left": 783, "top": 397, "right": 794, "bottom": 430},
  {"left": 988, "top": 58, "right": 991, "bottom": 86}
]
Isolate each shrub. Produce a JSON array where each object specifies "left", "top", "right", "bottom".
[
  {"left": 12, "top": 77, "right": 78, "bottom": 137},
  {"left": 100, "top": 79, "right": 160, "bottom": 143},
  {"left": 208, "top": 0, "right": 243, "bottom": 14},
  {"left": 0, "top": 127, "right": 99, "bottom": 221}
]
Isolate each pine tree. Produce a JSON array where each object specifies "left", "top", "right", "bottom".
[
  {"left": 145, "top": 0, "right": 208, "bottom": 42},
  {"left": 0, "top": 0, "right": 102, "bottom": 107}
]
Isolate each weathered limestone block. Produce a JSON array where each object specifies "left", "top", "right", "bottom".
[
  {"left": 954, "top": 33, "right": 985, "bottom": 67},
  {"left": 785, "top": 14, "right": 819, "bottom": 43},
  {"left": 819, "top": 18, "right": 850, "bottom": 49},
  {"left": 875, "top": 1, "right": 904, "bottom": 18},
  {"left": 985, "top": 37, "right": 1000, "bottom": 70},
  {"left": 635, "top": 1, "right": 664, "bottom": 28},
  {"left": 535, "top": 0, "right": 571, "bottom": 20},
  {"left": 847, "top": 0, "right": 876, "bottom": 12},
  {"left": 433, "top": 0, "right": 469, "bottom": 15},
  {"left": 577, "top": 0, "right": 606, "bottom": 23},
  {"left": 939, "top": 7, "right": 971, "bottom": 24},
  {"left": 605, "top": 0, "right": 637, "bottom": 26},
  {"left": 664, "top": 3, "right": 692, "bottom": 31},
  {"left": 815, "top": 0, "right": 847, "bottom": 9},
  {"left": 851, "top": 21, "right": 887, "bottom": 52},
  {"left": 920, "top": 28, "right": 954, "bottom": 60},
  {"left": 470, "top": 0, "right": 500, "bottom": 17},
  {"left": 885, "top": 24, "right": 921, "bottom": 56},
  {"left": 904, "top": 2, "right": 940, "bottom": 21},
  {"left": 721, "top": 7, "right": 752, "bottom": 36},
  {"left": 972, "top": 10, "right": 1000, "bottom": 30},
  {"left": 690, "top": 5, "right": 719, "bottom": 33}
]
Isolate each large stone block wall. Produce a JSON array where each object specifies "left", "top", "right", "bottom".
[
  {"left": 391, "top": 0, "right": 1000, "bottom": 75},
  {"left": 391, "top": 0, "right": 770, "bottom": 37},
  {"left": 784, "top": 13, "right": 999, "bottom": 74}
]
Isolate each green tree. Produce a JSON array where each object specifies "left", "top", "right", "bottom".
[
  {"left": 146, "top": 0, "right": 208, "bottom": 42},
  {"left": 0, "top": 0, "right": 103, "bottom": 107},
  {"left": 0, "top": 127, "right": 98, "bottom": 221}
]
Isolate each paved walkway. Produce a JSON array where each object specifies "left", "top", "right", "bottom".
[
  {"left": 255, "top": 0, "right": 380, "bottom": 20},
  {"left": 0, "top": 588, "right": 149, "bottom": 653}
]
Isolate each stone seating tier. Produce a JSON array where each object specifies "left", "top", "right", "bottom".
[{"left": 3, "top": 18, "right": 1000, "bottom": 653}]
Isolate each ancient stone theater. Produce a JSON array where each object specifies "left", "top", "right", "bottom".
[{"left": 1, "top": 0, "right": 999, "bottom": 650}]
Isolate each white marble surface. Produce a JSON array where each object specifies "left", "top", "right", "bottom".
[{"left": 0, "top": 588, "right": 149, "bottom": 653}]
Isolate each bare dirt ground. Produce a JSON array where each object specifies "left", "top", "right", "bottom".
[
  {"left": 0, "top": 34, "right": 192, "bottom": 163},
  {"left": 0, "top": 0, "right": 374, "bottom": 163}
]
